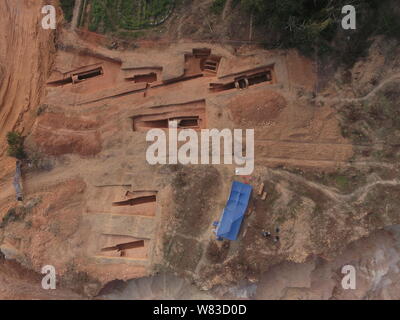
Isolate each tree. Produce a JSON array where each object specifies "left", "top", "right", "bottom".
[{"left": 7, "top": 132, "right": 27, "bottom": 160}]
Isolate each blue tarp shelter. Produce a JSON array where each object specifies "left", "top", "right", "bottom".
[{"left": 215, "top": 181, "right": 252, "bottom": 241}]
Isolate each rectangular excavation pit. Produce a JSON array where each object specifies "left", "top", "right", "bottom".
[
  {"left": 194, "top": 47, "right": 221, "bottom": 76},
  {"left": 209, "top": 67, "right": 275, "bottom": 92},
  {"left": 123, "top": 68, "right": 162, "bottom": 84},
  {"left": 47, "top": 66, "right": 104, "bottom": 87},
  {"left": 193, "top": 48, "right": 212, "bottom": 57},
  {"left": 163, "top": 49, "right": 221, "bottom": 84},
  {"left": 75, "top": 67, "right": 103, "bottom": 81},
  {"left": 131, "top": 101, "right": 207, "bottom": 132},
  {"left": 133, "top": 114, "right": 205, "bottom": 131},
  {"left": 174, "top": 116, "right": 200, "bottom": 128},
  {"left": 99, "top": 234, "right": 148, "bottom": 259},
  {"left": 203, "top": 60, "right": 218, "bottom": 72},
  {"left": 183, "top": 54, "right": 204, "bottom": 77},
  {"left": 184, "top": 50, "right": 222, "bottom": 77},
  {"left": 126, "top": 72, "right": 158, "bottom": 83},
  {"left": 47, "top": 77, "right": 73, "bottom": 87},
  {"left": 112, "top": 192, "right": 157, "bottom": 217},
  {"left": 201, "top": 57, "right": 221, "bottom": 76},
  {"left": 113, "top": 195, "right": 156, "bottom": 206},
  {"left": 247, "top": 71, "right": 273, "bottom": 86}
]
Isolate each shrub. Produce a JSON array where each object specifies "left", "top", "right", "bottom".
[
  {"left": 210, "top": 0, "right": 227, "bottom": 15},
  {"left": 7, "top": 132, "right": 27, "bottom": 160},
  {"left": 240, "top": 0, "right": 399, "bottom": 65},
  {"left": 60, "top": 0, "right": 76, "bottom": 23}
]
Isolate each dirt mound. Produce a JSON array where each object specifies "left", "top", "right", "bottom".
[
  {"left": 31, "top": 113, "right": 102, "bottom": 156},
  {"left": 38, "top": 113, "right": 101, "bottom": 131},
  {"left": 229, "top": 90, "right": 287, "bottom": 127},
  {"left": 0, "top": 254, "right": 82, "bottom": 300}
]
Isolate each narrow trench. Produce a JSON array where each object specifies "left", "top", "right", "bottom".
[
  {"left": 112, "top": 195, "right": 156, "bottom": 207},
  {"left": 209, "top": 69, "right": 274, "bottom": 92},
  {"left": 47, "top": 67, "right": 104, "bottom": 87},
  {"left": 162, "top": 73, "right": 204, "bottom": 85},
  {"left": 248, "top": 71, "right": 272, "bottom": 85},
  {"left": 76, "top": 67, "right": 103, "bottom": 81},
  {"left": 209, "top": 82, "right": 236, "bottom": 92},
  {"left": 126, "top": 72, "right": 157, "bottom": 84},
  {"left": 101, "top": 240, "right": 145, "bottom": 257},
  {"left": 132, "top": 114, "right": 203, "bottom": 131},
  {"left": 137, "top": 119, "right": 169, "bottom": 129},
  {"left": 47, "top": 77, "right": 74, "bottom": 86},
  {"left": 174, "top": 117, "right": 200, "bottom": 128}
]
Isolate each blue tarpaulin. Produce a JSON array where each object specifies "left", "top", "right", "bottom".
[{"left": 215, "top": 181, "right": 252, "bottom": 241}]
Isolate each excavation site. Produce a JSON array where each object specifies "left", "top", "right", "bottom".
[{"left": 0, "top": 0, "right": 400, "bottom": 304}]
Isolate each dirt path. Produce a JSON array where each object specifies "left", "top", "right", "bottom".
[
  {"left": 258, "top": 157, "right": 396, "bottom": 170},
  {"left": 272, "top": 169, "right": 342, "bottom": 202},
  {"left": 316, "top": 72, "right": 400, "bottom": 104},
  {"left": 345, "top": 179, "right": 400, "bottom": 202},
  {"left": 271, "top": 167, "right": 400, "bottom": 206}
]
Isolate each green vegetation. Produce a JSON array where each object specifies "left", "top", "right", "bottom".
[
  {"left": 28, "top": 151, "right": 53, "bottom": 172},
  {"left": 0, "top": 208, "right": 16, "bottom": 228},
  {"left": 60, "top": 0, "right": 76, "bottom": 22},
  {"left": 287, "top": 167, "right": 367, "bottom": 194},
  {"left": 206, "top": 240, "right": 230, "bottom": 264},
  {"left": 0, "top": 207, "right": 28, "bottom": 228},
  {"left": 62, "top": 261, "right": 102, "bottom": 295},
  {"left": 376, "top": 4, "right": 400, "bottom": 38},
  {"left": 340, "top": 83, "right": 400, "bottom": 161},
  {"left": 7, "top": 132, "right": 27, "bottom": 160},
  {"left": 210, "top": 0, "right": 227, "bottom": 15},
  {"left": 240, "top": 0, "right": 400, "bottom": 64},
  {"left": 36, "top": 104, "right": 48, "bottom": 116},
  {"left": 116, "top": 30, "right": 146, "bottom": 40},
  {"left": 363, "top": 185, "right": 400, "bottom": 224},
  {"left": 87, "top": 0, "right": 175, "bottom": 33},
  {"left": 334, "top": 175, "right": 349, "bottom": 191}
]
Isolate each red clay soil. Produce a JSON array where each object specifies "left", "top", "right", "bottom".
[
  {"left": 31, "top": 113, "right": 102, "bottom": 156},
  {"left": 229, "top": 89, "right": 287, "bottom": 127}
]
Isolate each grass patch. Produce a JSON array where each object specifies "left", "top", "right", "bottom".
[{"left": 334, "top": 175, "right": 349, "bottom": 191}]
